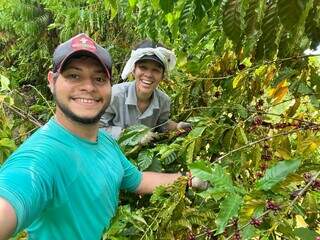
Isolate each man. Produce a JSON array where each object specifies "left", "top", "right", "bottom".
[
  {"left": 100, "top": 40, "right": 191, "bottom": 140},
  {"left": 0, "top": 33, "right": 197, "bottom": 240}
]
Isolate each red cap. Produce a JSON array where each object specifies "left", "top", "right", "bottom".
[{"left": 53, "top": 33, "right": 112, "bottom": 79}]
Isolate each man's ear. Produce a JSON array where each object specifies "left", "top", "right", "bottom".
[{"left": 47, "top": 71, "right": 55, "bottom": 93}]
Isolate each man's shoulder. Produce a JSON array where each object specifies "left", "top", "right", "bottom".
[
  {"left": 14, "top": 120, "right": 71, "bottom": 155},
  {"left": 98, "top": 128, "right": 115, "bottom": 143},
  {"left": 4, "top": 125, "right": 60, "bottom": 167}
]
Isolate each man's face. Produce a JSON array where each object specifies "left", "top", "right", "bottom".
[
  {"left": 48, "top": 56, "right": 111, "bottom": 124},
  {"left": 133, "top": 60, "right": 164, "bottom": 99}
]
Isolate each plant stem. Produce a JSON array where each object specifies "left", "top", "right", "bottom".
[
  {"left": 3, "top": 102, "right": 43, "bottom": 127},
  {"left": 213, "top": 128, "right": 301, "bottom": 164},
  {"left": 285, "top": 170, "right": 320, "bottom": 214}
]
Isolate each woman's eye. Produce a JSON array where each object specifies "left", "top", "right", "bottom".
[{"left": 139, "top": 65, "right": 147, "bottom": 70}]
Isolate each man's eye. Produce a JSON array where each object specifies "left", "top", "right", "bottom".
[
  {"left": 96, "top": 77, "right": 107, "bottom": 83},
  {"left": 68, "top": 74, "right": 79, "bottom": 79}
]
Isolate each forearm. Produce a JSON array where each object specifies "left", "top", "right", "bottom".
[
  {"left": 159, "top": 119, "right": 178, "bottom": 132},
  {"left": 0, "top": 197, "right": 16, "bottom": 240},
  {"left": 135, "top": 172, "right": 182, "bottom": 194}
]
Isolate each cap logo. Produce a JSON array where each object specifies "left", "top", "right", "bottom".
[{"left": 71, "top": 36, "right": 97, "bottom": 52}]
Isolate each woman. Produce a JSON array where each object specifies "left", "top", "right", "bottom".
[{"left": 100, "top": 40, "right": 191, "bottom": 140}]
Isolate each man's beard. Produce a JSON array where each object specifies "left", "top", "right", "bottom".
[{"left": 53, "top": 93, "right": 109, "bottom": 124}]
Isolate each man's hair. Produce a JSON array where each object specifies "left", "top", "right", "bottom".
[{"left": 52, "top": 72, "right": 59, "bottom": 81}]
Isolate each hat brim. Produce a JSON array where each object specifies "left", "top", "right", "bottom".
[
  {"left": 56, "top": 50, "right": 111, "bottom": 79},
  {"left": 137, "top": 55, "right": 165, "bottom": 69}
]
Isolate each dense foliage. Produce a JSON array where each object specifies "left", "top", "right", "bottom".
[{"left": 1, "top": 0, "right": 320, "bottom": 239}]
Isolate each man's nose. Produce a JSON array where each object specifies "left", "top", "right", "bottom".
[{"left": 80, "top": 78, "right": 95, "bottom": 91}]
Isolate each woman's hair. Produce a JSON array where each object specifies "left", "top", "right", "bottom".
[{"left": 134, "top": 39, "right": 166, "bottom": 50}]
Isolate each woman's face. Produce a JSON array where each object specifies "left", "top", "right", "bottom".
[{"left": 133, "top": 59, "right": 164, "bottom": 99}]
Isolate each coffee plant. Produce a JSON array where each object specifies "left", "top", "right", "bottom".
[{"left": 1, "top": 0, "right": 320, "bottom": 239}]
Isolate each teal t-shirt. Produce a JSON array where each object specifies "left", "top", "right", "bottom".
[{"left": 0, "top": 118, "right": 142, "bottom": 240}]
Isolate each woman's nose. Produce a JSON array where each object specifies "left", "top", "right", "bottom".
[{"left": 144, "top": 69, "right": 152, "bottom": 77}]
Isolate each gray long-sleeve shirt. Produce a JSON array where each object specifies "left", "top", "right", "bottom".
[{"left": 100, "top": 81, "right": 171, "bottom": 138}]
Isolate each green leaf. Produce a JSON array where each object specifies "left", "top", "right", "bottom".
[
  {"left": 128, "top": 0, "right": 138, "bottom": 8},
  {"left": 188, "top": 126, "right": 206, "bottom": 138},
  {"left": 222, "top": 0, "right": 242, "bottom": 46},
  {"left": 146, "top": 158, "right": 162, "bottom": 172},
  {"left": 305, "top": 0, "right": 320, "bottom": 49},
  {"left": 222, "top": 127, "right": 236, "bottom": 151},
  {"left": 104, "top": 0, "right": 118, "bottom": 20},
  {"left": 243, "top": 0, "right": 263, "bottom": 36},
  {"left": 211, "top": 165, "right": 235, "bottom": 192},
  {"left": 293, "top": 228, "right": 319, "bottom": 240},
  {"left": 255, "top": 1, "right": 280, "bottom": 60},
  {"left": 186, "top": 140, "right": 195, "bottom": 164},
  {"left": 190, "top": 163, "right": 235, "bottom": 194},
  {"left": 194, "top": 0, "right": 206, "bottom": 23},
  {"left": 160, "top": 150, "right": 177, "bottom": 165},
  {"left": 159, "top": 0, "right": 173, "bottom": 13},
  {"left": 235, "top": 104, "right": 249, "bottom": 118},
  {"left": 235, "top": 126, "right": 248, "bottom": 145},
  {"left": 189, "top": 160, "right": 213, "bottom": 181},
  {"left": 118, "top": 125, "right": 150, "bottom": 147},
  {"left": 256, "top": 159, "right": 301, "bottom": 191},
  {"left": 215, "top": 193, "right": 242, "bottom": 234},
  {"left": 0, "top": 138, "right": 16, "bottom": 151},
  {"left": 0, "top": 74, "right": 10, "bottom": 91},
  {"left": 241, "top": 224, "right": 256, "bottom": 240},
  {"left": 137, "top": 149, "right": 154, "bottom": 170},
  {"left": 277, "top": 0, "right": 306, "bottom": 31}
]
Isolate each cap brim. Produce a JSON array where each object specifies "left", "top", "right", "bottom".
[
  {"left": 56, "top": 50, "right": 111, "bottom": 79},
  {"left": 137, "top": 55, "right": 165, "bottom": 68}
]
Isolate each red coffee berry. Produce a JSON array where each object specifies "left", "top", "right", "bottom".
[
  {"left": 266, "top": 200, "right": 281, "bottom": 211},
  {"left": 250, "top": 218, "right": 262, "bottom": 227},
  {"left": 188, "top": 232, "right": 196, "bottom": 240},
  {"left": 304, "top": 173, "right": 312, "bottom": 183},
  {"left": 260, "top": 163, "right": 268, "bottom": 171},
  {"left": 232, "top": 230, "right": 241, "bottom": 240},
  {"left": 255, "top": 99, "right": 264, "bottom": 110},
  {"left": 255, "top": 171, "right": 264, "bottom": 178},
  {"left": 263, "top": 144, "right": 270, "bottom": 149},
  {"left": 261, "top": 154, "right": 272, "bottom": 161},
  {"left": 206, "top": 228, "right": 213, "bottom": 237},
  {"left": 253, "top": 116, "right": 263, "bottom": 126},
  {"left": 312, "top": 180, "right": 320, "bottom": 190}
]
